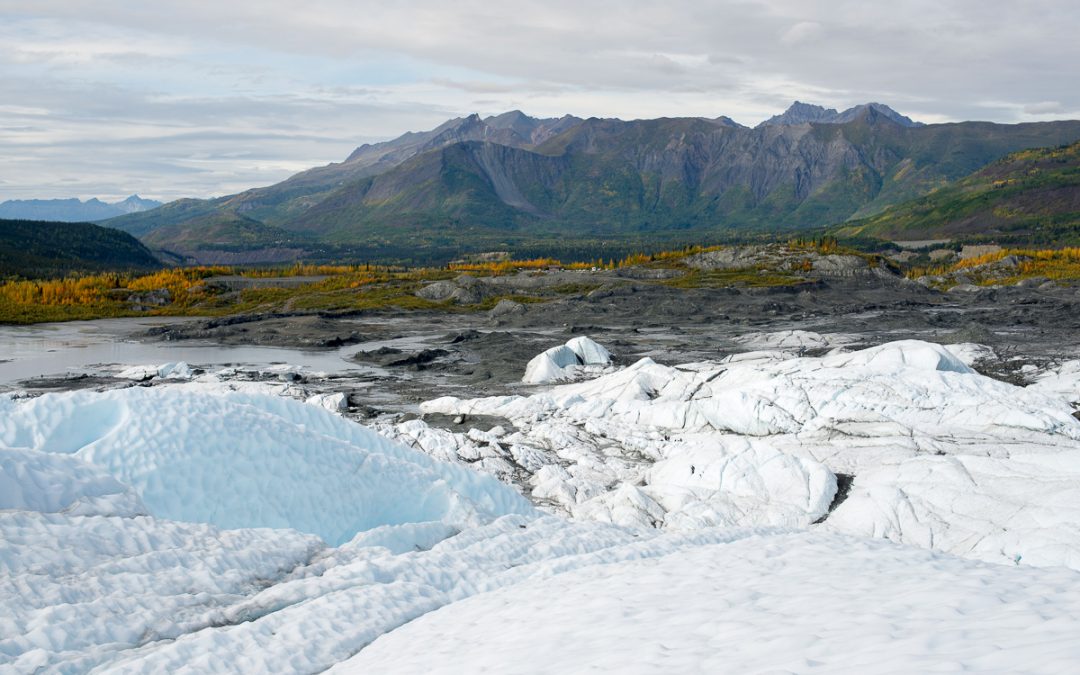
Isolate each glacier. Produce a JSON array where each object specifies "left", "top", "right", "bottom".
[{"left": 3, "top": 338, "right": 1080, "bottom": 672}]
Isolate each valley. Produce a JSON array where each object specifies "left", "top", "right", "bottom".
[{"left": 5, "top": 102, "right": 1080, "bottom": 674}]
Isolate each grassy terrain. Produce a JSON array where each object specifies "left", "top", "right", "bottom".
[
  {"left": 0, "top": 244, "right": 817, "bottom": 325},
  {"left": 4, "top": 240, "right": 1075, "bottom": 325},
  {"left": 908, "top": 248, "right": 1080, "bottom": 287},
  {"left": 837, "top": 141, "right": 1080, "bottom": 245}
]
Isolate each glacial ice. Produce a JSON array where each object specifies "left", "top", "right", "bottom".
[
  {"left": 522, "top": 335, "right": 613, "bottom": 383},
  {"left": 339, "top": 530, "right": 1080, "bottom": 674},
  {"left": 393, "top": 339, "right": 1080, "bottom": 567},
  {"left": 117, "top": 361, "right": 194, "bottom": 381},
  {"left": 4, "top": 338, "right": 1080, "bottom": 672},
  {"left": 0, "top": 387, "right": 534, "bottom": 545}
]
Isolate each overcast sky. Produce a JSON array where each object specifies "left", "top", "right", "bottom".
[{"left": 2, "top": 0, "right": 1078, "bottom": 201}]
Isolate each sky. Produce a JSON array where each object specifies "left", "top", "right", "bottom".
[{"left": 1, "top": 0, "right": 1078, "bottom": 202}]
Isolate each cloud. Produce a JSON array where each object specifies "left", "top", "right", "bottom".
[
  {"left": 1, "top": 1, "right": 1079, "bottom": 200},
  {"left": 780, "top": 21, "right": 823, "bottom": 45},
  {"left": 1024, "top": 101, "right": 1066, "bottom": 115}
]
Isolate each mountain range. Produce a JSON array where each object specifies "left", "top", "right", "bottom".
[
  {"left": 0, "top": 196, "right": 162, "bottom": 223},
  {"left": 102, "top": 103, "right": 1080, "bottom": 263}
]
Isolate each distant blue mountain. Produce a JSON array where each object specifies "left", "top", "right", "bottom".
[{"left": 0, "top": 195, "right": 162, "bottom": 222}]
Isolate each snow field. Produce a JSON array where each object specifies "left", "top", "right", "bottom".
[
  {"left": 0, "top": 510, "right": 321, "bottom": 673},
  {"left": 338, "top": 531, "right": 1080, "bottom": 675}
]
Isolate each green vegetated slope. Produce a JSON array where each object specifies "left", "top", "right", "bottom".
[
  {"left": 837, "top": 140, "right": 1080, "bottom": 245},
  {"left": 140, "top": 212, "right": 310, "bottom": 251},
  {"left": 0, "top": 219, "right": 162, "bottom": 278},
  {"left": 102, "top": 104, "right": 1080, "bottom": 261}
]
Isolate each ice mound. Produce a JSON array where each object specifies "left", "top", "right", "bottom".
[
  {"left": 1030, "top": 358, "right": 1080, "bottom": 406},
  {"left": 306, "top": 391, "right": 349, "bottom": 413},
  {"left": 0, "top": 388, "right": 534, "bottom": 544},
  {"left": 522, "top": 336, "right": 613, "bottom": 384},
  {"left": 943, "top": 342, "right": 996, "bottom": 367},
  {"left": 821, "top": 339, "right": 973, "bottom": 373},
  {"left": 433, "top": 339, "right": 1074, "bottom": 445},
  {"left": 826, "top": 451, "right": 1080, "bottom": 569},
  {"left": 645, "top": 437, "right": 837, "bottom": 529},
  {"left": 340, "top": 531, "right": 1080, "bottom": 674},
  {"left": 566, "top": 335, "right": 613, "bottom": 364}
]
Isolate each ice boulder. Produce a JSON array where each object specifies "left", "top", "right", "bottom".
[
  {"left": 118, "top": 361, "right": 195, "bottom": 381},
  {"left": 307, "top": 392, "right": 349, "bottom": 413},
  {"left": 522, "top": 336, "right": 613, "bottom": 384},
  {"left": 0, "top": 388, "right": 534, "bottom": 545}
]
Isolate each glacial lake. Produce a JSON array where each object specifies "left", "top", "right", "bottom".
[{"left": 0, "top": 317, "right": 375, "bottom": 385}]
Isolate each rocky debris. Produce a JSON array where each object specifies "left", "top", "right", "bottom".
[
  {"left": 685, "top": 246, "right": 770, "bottom": 270},
  {"left": 488, "top": 299, "right": 525, "bottom": 318},
  {"left": 142, "top": 314, "right": 365, "bottom": 348},
  {"left": 959, "top": 244, "right": 1002, "bottom": 259},
  {"left": 810, "top": 254, "right": 871, "bottom": 277},
  {"left": 354, "top": 347, "right": 450, "bottom": 369},
  {"left": 127, "top": 288, "right": 171, "bottom": 312},
  {"left": 416, "top": 274, "right": 498, "bottom": 304},
  {"left": 684, "top": 244, "right": 896, "bottom": 280},
  {"left": 415, "top": 280, "right": 458, "bottom": 302}
]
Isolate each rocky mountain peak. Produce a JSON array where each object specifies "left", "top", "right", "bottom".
[{"left": 759, "top": 101, "right": 922, "bottom": 128}]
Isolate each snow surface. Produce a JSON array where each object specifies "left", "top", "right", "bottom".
[
  {"left": 1, "top": 510, "right": 320, "bottom": 673},
  {"left": 340, "top": 531, "right": 1080, "bottom": 675}
]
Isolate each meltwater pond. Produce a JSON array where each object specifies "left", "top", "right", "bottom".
[{"left": 0, "top": 318, "right": 375, "bottom": 386}]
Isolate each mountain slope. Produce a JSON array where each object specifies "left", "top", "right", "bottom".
[
  {"left": 0, "top": 219, "right": 161, "bottom": 278},
  {"left": 294, "top": 112, "right": 1080, "bottom": 243},
  {"left": 0, "top": 196, "right": 162, "bottom": 222},
  {"left": 109, "top": 112, "right": 585, "bottom": 240},
  {"left": 836, "top": 140, "right": 1080, "bottom": 243}
]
